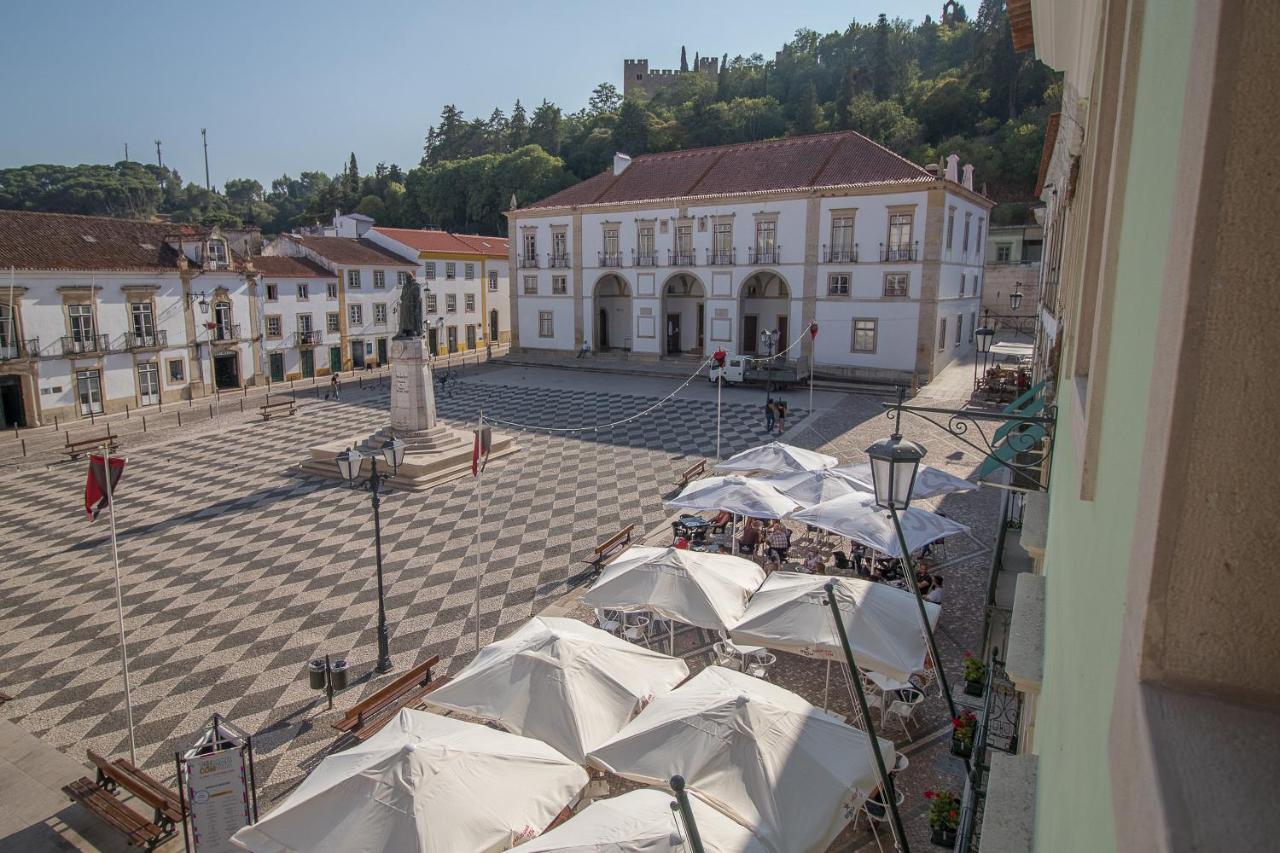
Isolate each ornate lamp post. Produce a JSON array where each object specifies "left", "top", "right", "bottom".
[
  {"left": 974, "top": 323, "right": 995, "bottom": 391},
  {"left": 865, "top": 410, "right": 970, "bottom": 774},
  {"left": 335, "top": 436, "right": 407, "bottom": 674},
  {"left": 1009, "top": 282, "right": 1024, "bottom": 312}
]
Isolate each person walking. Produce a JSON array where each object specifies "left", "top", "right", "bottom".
[
  {"left": 329, "top": 373, "right": 340, "bottom": 400},
  {"left": 775, "top": 399, "right": 787, "bottom": 434},
  {"left": 764, "top": 397, "right": 775, "bottom": 433},
  {"left": 577, "top": 340, "right": 590, "bottom": 358}
]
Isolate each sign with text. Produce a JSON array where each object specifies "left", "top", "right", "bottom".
[{"left": 185, "top": 747, "right": 252, "bottom": 853}]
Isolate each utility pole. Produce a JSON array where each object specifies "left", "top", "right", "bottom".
[
  {"left": 155, "top": 139, "right": 163, "bottom": 169},
  {"left": 123, "top": 142, "right": 129, "bottom": 163},
  {"left": 201, "top": 128, "right": 211, "bottom": 190}
]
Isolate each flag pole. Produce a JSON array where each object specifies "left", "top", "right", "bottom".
[
  {"left": 101, "top": 442, "right": 138, "bottom": 764},
  {"left": 715, "top": 369, "right": 722, "bottom": 462},
  {"left": 473, "top": 410, "right": 485, "bottom": 653}
]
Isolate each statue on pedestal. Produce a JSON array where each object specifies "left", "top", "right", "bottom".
[{"left": 397, "top": 278, "right": 423, "bottom": 339}]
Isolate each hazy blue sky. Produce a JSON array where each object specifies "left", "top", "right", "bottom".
[{"left": 0, "top": 0, "right": 940, "bottom": 187}]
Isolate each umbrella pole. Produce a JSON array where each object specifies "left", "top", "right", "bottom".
[
  {"left": 823, "top": 659, "right": 831, "bottom": 711},
  {"left": 822, "top": 582, "right": 910, "bottom": 853},
  {"left": 732, "top": 512, "right": 738, "bottom": 555},
  {"left": 670, "top": 775, "right": 706, "bottom": 853},
  {"left": 670, "top": 619, "right": 675, "bottom": 657}
]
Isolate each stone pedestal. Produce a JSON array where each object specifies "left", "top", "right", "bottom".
[{"left": 303, "top": 335, "right": 516, "bottom": 490}]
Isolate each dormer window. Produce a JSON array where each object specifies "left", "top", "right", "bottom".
[{"left": 207, "top": 239, "right": 228, "bottom": 267}]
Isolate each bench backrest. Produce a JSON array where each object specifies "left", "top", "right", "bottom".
[
  {"left": 341, "top": 654, "right": 441, "bottom": 724},
  {"left": 86, "top": 751, "right": 180, "bottom": 817},
  {"left": 682, "top": 460, "right": 705, "bottom": 477},
  {"left": 67, "top": 432, "right": 116, "bottom": 447},
  {"left": 594, "top": 524, "right": 634, "bottom": 558}
]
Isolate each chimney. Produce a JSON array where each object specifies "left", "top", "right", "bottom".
[
  {"left": 962, "top": 164, "right": 975, "bottom": 190},
  {"left": 945, "top": 154, "right": 960, "bottom": 183},
  {"left": 924, "top": 163, "right": 940, "bottom": 176},
  {"left": 613, "top": 153, "right": 632, "bottom": 176}
]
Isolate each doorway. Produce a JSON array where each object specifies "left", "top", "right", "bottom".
[
  {"left": 376, "top": 338, "right": 388, "bottom": 366},
  {"left": 666, "top": 313, "right": 682, "bottom": 355},
  {"left": 776, "top": 316, "right": 789, "bottom": 351},
  {"left": 465, "top": 325, "right": 476, "bottom": 350},
  {"left": 0, "top": 376, "right": 26, "bottom": 428},
  {"left": 137, "top": 363, "right": 160, "bottom": 406},
  {"left": 697, "top": 304, "right": 705, "bottom": 351},
  {"left": 269, "top": 352, "right": 285, "bottom": 382},
  {"left": 301, "top": 349, "right": 315, "bottom": 379},
  {"left": 447, "top": 326, "right": 458, "bottom": 353},
  {"left": 213, "top": 352, "right": 240, "bottom": 389},
  {"left": 350, "top": 340, "right": 365, "bottom": 369},
  {"left": 742, "top": 315, "right": 759, "bottom": 354},
  {"left": 329, "top": 346, "right": 342, "bottom": 374},
  {"left": 489, "top": 309, "right": 499, "bottom": 343},
  {"left": 428, "top": 327, "right": 439, "bottom": 355},
  {"left": 77, "top": 369, "right": 103, "bottom": 415}
]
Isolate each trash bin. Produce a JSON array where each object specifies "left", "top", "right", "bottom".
[
  {"left": 308, "top": 659, "right": 327, "bottom": 690},
  {"left": 330, "top": 660, "right": 349, "bottom": 690}
]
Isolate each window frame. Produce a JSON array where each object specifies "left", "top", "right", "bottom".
[
  {"left": 523, "top": 276, "right": 538, "bottom": 295},
  {"left": 445, "top": 294, "right": 458, "bottom": 313},
  {"left": 349, "top": 303, "right": 363, "bottom": 326},
  {"left": 851, "top": 318, "right": 877, "bottom": 354},
  {"left": 425, "top": 262, "right": 437, "bottom": 280},
  {"left": 347, "top": 269, "right": 361, "bottom": 289},
  {"left": 296, "top": 283, "right": 309, "bottom": 301},
  {"left": 445, "top": 262, "right": 456, "bottom": 280},
  {"left": 265, "top": 283, "right": 278, "bottom": 302},
  {"left": 265, "top": 315, "right": 282, "bottom": 338},
  {"left": 937, "top": 317, "right": 948, "bottom": 351},
  {"left": 537, "top": 310, "right": 554, "bottom": 338},
  {"left": 883, "top": 272, "right": 909, "bottom": 298},
  {"left": 167, "top": 358, "right": 185, "bottom": 383},
  {"left": 374, "top": 303, "right": 388, "bottom": 325},
  {"left": 373, "top": 270, "right": 386, "bottom": 289},
  {"left": 464, "top": 293, "right": 476, "bottom": 312},
  {"left": 552, "top": 275, "right": 567, "bottom": 295},
  {"left": 827, "top": 273, "right": 850, "bottom": 297},
  {"left": 488, "top": 270, "right": 499, "bottom": 291},
  {"left": 327, "top": 281, "right": 338, "bottom": 300},
  {"left": 326, "top": 312, "right": 340, "bottom": 333}
]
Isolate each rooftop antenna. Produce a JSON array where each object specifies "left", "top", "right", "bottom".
[{"left": 201, "top": 128, "right": 211, "bottom": 190}]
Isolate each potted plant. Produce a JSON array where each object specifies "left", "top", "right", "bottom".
[
  {"left": 963, "top": 652, "right": 986, "bottom": 696},
  {"left": 951, "top": 710, "right": 978, "bottom": 758},
  {"left": 924, "top": 789, "right": 960, "bottom": 846}
]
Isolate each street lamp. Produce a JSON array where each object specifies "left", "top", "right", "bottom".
[
  {"left": 1009, "top": 282, "right": 1024, "bottom": 312},
  {"left": 335, "top": 436, "right": 407, "bottom": 674},
  {"left": 974, "top": 324, "right": 995, "bottom": 391},
  {"left": 758, "top": 329, "right": 777, "bottom": 401},
  {"left": 865, "top": 404, "right": 970, "bottom": 774}
]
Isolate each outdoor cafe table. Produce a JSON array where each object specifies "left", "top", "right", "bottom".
[{"left": 865, "top": 670, "right": 913, "bottom": 692}]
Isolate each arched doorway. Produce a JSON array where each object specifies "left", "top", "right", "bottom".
[
  {"left": 660, "top": 274, "right": 705, "bottom": 356},
  {"left": 593, "top": 274, "right": 632, "bottom": 351},
  {"left": 739, "top": 271, "right": 791, "bottom": 355}
]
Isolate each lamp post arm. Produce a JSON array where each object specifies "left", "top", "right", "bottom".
[
  {"left": 887, "top": 507, "right": 970, "bottom": 775},
  {"left": 823, "top": 583, "right": 911, "bottom": 853}
]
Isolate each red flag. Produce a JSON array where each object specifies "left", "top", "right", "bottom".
[
  {"left": 471, "top": 427, "right": 492, "bottom": 477},
  {"left": 85, "top": 454, "right": 126, "bottom": 521},
  {"left": 809, "top": 321, "right": 819, "bottom": 340}
]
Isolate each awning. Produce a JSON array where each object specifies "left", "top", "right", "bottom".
[{"left": 990, "top": 342, "right": 1034, "bottom": 359}]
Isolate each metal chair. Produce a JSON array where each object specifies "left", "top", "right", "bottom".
[
  {"left": 884, "top": 688, "right": 925, "bottom": 740},
  {"left": 861, "top": 787, "right": 906, "bottom": 853},
  {"left": 594, "top": 609, "right": 621, "bottom": 635},
  {"left": 622, "top": 613, "right": 651, "bottom": 646},
  {"left": 712, "top": 641, "right": 741, "bottom": 670},
  {"left": 860, "top": 674, "right": 885, "bottom": 720},
  {"left": 744, "top": 650, "right": 777, "bottom": 681}
]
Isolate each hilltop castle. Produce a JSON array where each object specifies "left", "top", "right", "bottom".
[{"left": 623, "top": 51, "right": 719, "bottom": 100}]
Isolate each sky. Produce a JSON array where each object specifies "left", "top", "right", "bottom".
[{"left": 0, "top": 0, "right": 940, "bottom": 189}]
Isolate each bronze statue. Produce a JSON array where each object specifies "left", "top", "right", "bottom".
[{"left": 397, "top": 276, "right": 423, "bottom": 338}]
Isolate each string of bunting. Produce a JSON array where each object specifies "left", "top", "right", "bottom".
[{"left": 480, "top": 326, "right": 813, "bottom": 435}]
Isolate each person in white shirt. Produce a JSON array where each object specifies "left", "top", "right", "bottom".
[{"left": 925, "top": 575, "right": 945, "bottom": 604}]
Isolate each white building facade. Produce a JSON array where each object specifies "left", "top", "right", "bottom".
[
  {"left": 507, "top": 134, "right": 992, "bottom": 383},
  {"left": 0, "top": 211, "right": 264, "bottom": 427}
]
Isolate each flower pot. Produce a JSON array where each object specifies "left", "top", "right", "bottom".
[
  {"left": 950, "top": 732, "right": 973, "bottom": 758},
  {"left": 964, "top": 679, "right": 984, "bottom": 697},
  {"left": 931, "top": 827, "right": 958, "bottom": 847}
]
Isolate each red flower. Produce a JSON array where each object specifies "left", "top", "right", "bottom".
[{"left": 924, "top": 790, "right": 935, "bottom": 799}]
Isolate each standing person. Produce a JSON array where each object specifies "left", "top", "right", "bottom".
[
  {"left": 764, "top": 397, "right": 775, "bottom": 433},
  {"left": 329, "top": 373, "right": 340, "bottom": 400},
  {"left": 739, "top": 518, "right": 761, "bottom": 556},
  {"left": 775, "top": 399, "right": 787, "bottom": 434},
  {"left": 765, "top": 520, "right": 791, "bottom": 569},
  {"left": 577, "top": 340, "right": 590, "bottom": 358}
]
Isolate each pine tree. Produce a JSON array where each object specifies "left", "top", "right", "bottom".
[
  {"left": 613, "top": 99, "right": 650, "bottom": 155},
  {"left": 835, "top": 64, "right": 857, "bottom": 129},
  {"left": 694, "top": 51, "right": 700, "bottom": 71},
  {"left": 680, "top": 46, "right": 689, "bottom": 72},
  {"left": 872, "top": 14, "right": 892, "bottom": 100},
  {"left": 508, "top": 100, "right": 529, "bottom": 148},
  {"left": 794, "top": 82, "right": 821, "bottom": 134}
]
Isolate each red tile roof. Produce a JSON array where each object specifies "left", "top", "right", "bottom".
[
  {"left": 0, "top": 209, "right": 184, "bottom": 272},
  {"left": 372, "top": 227, "right": 509, "bottom": 258},
  {"left": 522, "top": 131, "right": 935, "bottom": 211},
  {"left": 250, "top": 255, "right": 335, "bottom": 278},
  {"left": 1035, "top": 113, "right": 1061, "bottom": 197},
  {"left": 291, "top": 236, "right": 417, "bottom": 267}
]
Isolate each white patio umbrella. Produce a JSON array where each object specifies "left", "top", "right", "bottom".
[
  {"left": 730, "top": 572, "right": 940, "bottom": 696},
  {"left": 588, "top": 666, "right": 895, "bottom": 853},
  {"left": 665, "top": 475, "right": 802, "bottom": 520},
  {"left": 791, "top": 491, "right": 970, "bottom": 559},
  {"left": 583, "top": 546, "right": 766, "bottom": 653},
  {"left": 230, "top": 709, "right": 586, "bottom": 853},
  {"left": 713, "top": 441, "right": 838, "bottom": 475},
  {"left": 832, "top": 461, "right": 977, "bottom": 500},
  {"left": 756, "top": 469, "right": 863, "bottom": 509},
  {"left": 516, "top": 788, "right": 770, "bottom": 853},
  {"left": 421, "top": 617, "right": 689, "bottom": 764}
]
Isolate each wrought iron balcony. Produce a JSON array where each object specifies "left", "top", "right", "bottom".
[
  {"left": 881, "top": 242, "right": 919, "bottom": 262},
  {"left": 127, "top": 330, "right": 167, "bottom": 349},
  {"left": 295, "top": 330, "right": 322, "bottom": 347},
  {"left": 519, "top": 254, "right": 540, "bottom": 269},
  {"left": 548, "top": 254, "right": 570, "bottom": 269},
  {"left": 0, "top": 338, "right": 38, "bottom": 360},
  {"left": 598, "top": 252, "right": 623, "bottom": 268},
  {"left": 634, "top": 250, "right": 658, "bottom": 267},
  {"left": 211, "top": 324, "right": 240, "bottom": 342},
  {"left": 824, "top": 244, "right": 859, "bottom": 263},
  {"left": 669, "top": 249, "right": 697, "bottom": 267},
  {"left": 748, "top": 247, "right": 780, "bottom": 265},
  {"left": 707, "top": 248, "right": 736, "bottom": 266},
  {"left": 60, "top": 334, "right": 110, "bottom": 356}
]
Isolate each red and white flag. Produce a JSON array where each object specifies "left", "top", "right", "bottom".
[
  {"left": 471, "top": 427, "right": 492, "bottom": 477},
  {"left": 85, "top": 454, "right": 126, "bottom": 521}
]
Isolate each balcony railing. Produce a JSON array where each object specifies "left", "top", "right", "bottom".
[
  {"left": 519, "top": 254, "right": 540, "bottom": 269},
  {"left": 707, "top": 248, "right": 736, "bottom": 266},
  {"left": 669, "top": 249, "right": 697, "bottom": 267},
  {"left": 881, "top": 242, "right": 919, "bottom": 262},
  {"left": 295, "top": 330, "right": 322, "bottom": 347},
  {"left": 823, "top": 244, "right": 859, "bottom": 263},
  {"left": 598, "top": 252, "right": 623, "bottom": 268},
  {"left": 0, "top": 338, "right": 38, "bottom": 360},
  {"left": 548, "top": 254, "right": 570, "bottom": 269},
  {"left": 211, "top": 324, "right": 240, "bottom": 342},
  {"left": 61, "top": 334, "right": 110, "bottom": 356},
  {"left": 127, "top": 330, "right": 167, "bottom": 349},
  {"left": 634, "top": 250, "right": 658, "bottom": 267},
  {"left": 748, "top": 247, "right": 781, "bottom": 265}
]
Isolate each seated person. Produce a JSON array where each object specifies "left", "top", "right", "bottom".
[
  {"left": 765, "top": 521, "right": 791, "bottom": 565},
  {"left": 739, "top": 519, "right": 762, "bottom": 555},
  {"left": 710, "top": 510, "right": 733, "bottom": 530},
  {"left": 802, "top": 551, "right": 825, "bottom": 574},
  {"left": 925, "top": 575, "right": 945, "bottom": 604}
]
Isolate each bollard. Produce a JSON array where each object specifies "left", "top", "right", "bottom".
[
  {"left": 142, "top": 415, "right": 147, "bottom": 433},
  {"left": 209, "top": 404, "right": 213, "bottom": 419},
  {"left": 125, "top": 405, "right": 130, "bottom": 419},
  {"left": 54, "top": 415, "right": 59, "bottom": 429},
  {"left": 90, "top": 408, "right": 95, "bottom": 424},
  {"left": 177, "top": 411, "right": 182, "bottom": 426},
  {"left": 239, "top": 399, "right": 244, "bottom": 412},
  {"left": 20, "top": 438, "right": 26, "bottom": 457}
]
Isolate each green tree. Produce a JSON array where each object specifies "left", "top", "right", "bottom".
[
  {"left": 612, "top": 99, "right": 650, "bottom": 155},
  {"left": 792, "top": 81, "right": 822, "bottom": 134},
  {"left": 508, "top": 100, "right": 529, "bottom": 148},
  {"left": 588, "top": 82, "right": 622, "bottom": 116},
  {"left": 355, "top": 194, "right": 386, "bottom": 221},
  {"left": 680, "top": 45, "right": 688, "bottom": 72},
  {"left": 530, "top": 100, "right": 563, "bottom": 155},
  {"left": 871, "top": 14, "right": 892, "bottom": 99}
]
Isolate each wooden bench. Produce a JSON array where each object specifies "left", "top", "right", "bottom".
[
  {"left": 63, "top": 750, "right": 184, "bottom": 850},
  {"left": 676, "top": 459, "right": 706, "bottom": 488},
  {"left": 332, "top": 654, "right": 449, "bottom": 743},
  {"left": 259, "top": 399, "right": 296, "bottom": 421},
  {"left": 64, "top": 431, "right": 118, "bottom": 460},
  {"left": 586, "top": 523, "right": 635, "bottom": 577}
]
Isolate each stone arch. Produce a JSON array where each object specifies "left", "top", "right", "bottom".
[
  {"left": 660, "top": 272, "right": 706, "bottom": 356},
  {"left": 738, "top": 270, "right": 792, "bottom": 356},
  {"left": 592, "top": 273, "right": 632, "bottom": 351}
]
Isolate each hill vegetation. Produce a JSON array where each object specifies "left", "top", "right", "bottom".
[{"left": 0, "top": 1, "right": 1054, "bottom": 236}]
